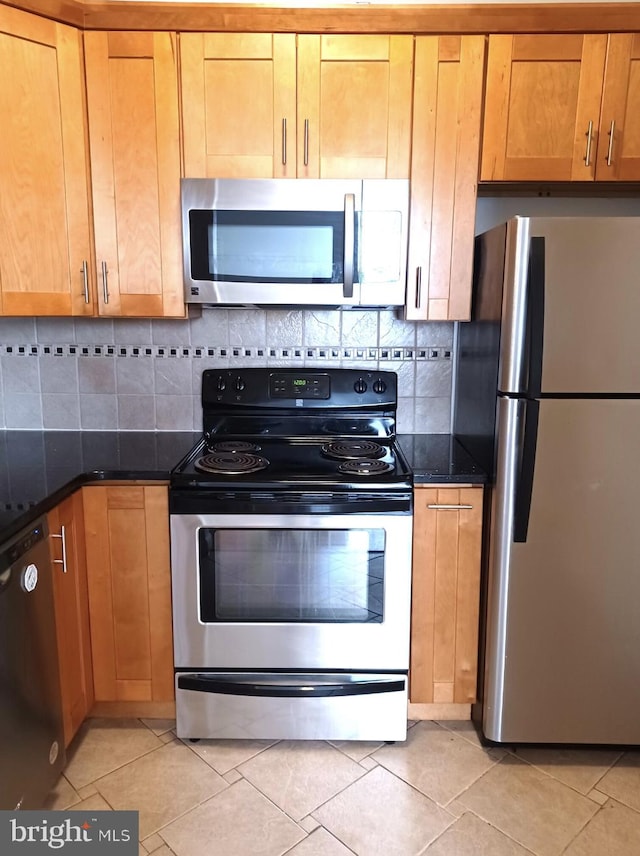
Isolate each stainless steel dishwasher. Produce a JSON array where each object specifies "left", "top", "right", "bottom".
[{"left": 0, "top": 518, "right": 65, "bottom": 809}]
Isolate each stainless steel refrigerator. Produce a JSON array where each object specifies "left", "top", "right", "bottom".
[{"left": 454, "top": 215, "right": 640, "bottom": 744}]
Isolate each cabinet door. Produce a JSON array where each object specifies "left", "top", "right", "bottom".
[
  {"left": 83, "top": 485, "right": 174, "bottom": 703},
  {"left": 410, "top": 486, "right": 483, "bottom": 705},
  {"left": 480, "top": 34, "right": 607, "bottom": 181},
  {"left": 49, "top": 491, "right": 94, "bottom": 747},
  {"left": 297, "top": 34, "right": 413, "bottom": 178},
  {"left": 597, "top": 33, "right": 640, "bottom": 181},
  {"left": 0, "top": 6, "right": 93, "bottom": 316},
  {"left": 405, "top": 36, "right": 484, "bottom": 322},
  {"left": 181, "top": 32, "right": 296, "bottom": 178},
  {"left": 85, "top": 31, "right": 184, "bottom": 317}
]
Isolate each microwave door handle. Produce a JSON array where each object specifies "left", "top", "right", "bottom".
[{"left": 343, "top": 193, "right": 355, "bottom": 299}]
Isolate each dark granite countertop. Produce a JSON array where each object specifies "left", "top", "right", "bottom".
[
  {"left": 0, "top": 431, "right": 199, "bottom": 542},
  {"left": 0, "top": 430, "right": 486, "bottom": 544},
  {"left": 397, "top": 434, "right": 487, "bottom": 485}
]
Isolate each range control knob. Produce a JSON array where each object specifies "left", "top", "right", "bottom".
[
  {"left": 234, "top": 377, "right": 246, "bottom": 392},
  {"left": 373, "top": 379, "right": 387, "bottom": 395},
  {"left": 216, "top": 376, "right": 226, "bottom": 392},
  {"left": 354, "top": 377, "right": 368, "bottom": 394}
]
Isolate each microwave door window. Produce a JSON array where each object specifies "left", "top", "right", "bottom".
[
  {"left": 213, "top": 223, "right": 333, "bottom": 281},
  {"left": 188, "top": 210, "right": 358, "bottom": 285}
]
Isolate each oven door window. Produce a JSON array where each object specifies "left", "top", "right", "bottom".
[
  {"left": 198, "top": 528, "right": 384, "bottom": 623},
  {"left": 188, "top": 210, "right": 358, "bottom": 284}
]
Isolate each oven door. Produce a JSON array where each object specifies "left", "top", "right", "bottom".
[{"left": 170, "top": 512, "right": 412, "bottom": 672}]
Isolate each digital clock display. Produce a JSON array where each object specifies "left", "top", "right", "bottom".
[{"left": 270, "top": 374, "right": 330, "bottom": 399}]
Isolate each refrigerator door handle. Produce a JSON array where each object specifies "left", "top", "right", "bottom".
[
  {"left": 513, "top": 399, "right": 539, "bottom": 543},
  {"left": 525, "top": 236, "right": 545, "bottom": 398}
]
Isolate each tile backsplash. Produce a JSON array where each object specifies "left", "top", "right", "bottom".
[{"left": 0, "top": 310, "right": 453, "bottom": 433}]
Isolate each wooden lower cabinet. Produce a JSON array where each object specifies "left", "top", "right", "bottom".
[
  {"left": 410, "top": 485, "right": 483, "bottom": 709},
  {"left": 48, "top": 491, "right": 94, "bottom": 747},
  {"left": 82, "top": 485, "right": 174, "bottom": 704}
]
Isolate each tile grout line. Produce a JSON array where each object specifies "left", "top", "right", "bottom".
[
  {"left": 423, "top": 806, "right": 541, "bottom": 856},
  {"left": 150, "top": 744, "right": 315, "bottom": 843},
  {"left": 558, "top": 799, "right": 606, "bottom": 856},
  {"left": 236, "top": 747, "right": 370, "bottom": 828},
  {"left": 64, "top": 724, "right": 171, "bottom": 795},
  {"left": 501, "top": 746, "right": 631, "bottom": 807}
]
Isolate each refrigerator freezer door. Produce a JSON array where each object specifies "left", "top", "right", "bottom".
[
  {"left": 499, "top": 216, "right": 640, "bottom": 395},
  {"left": 496, "top": 218, "right": 531, "bottom": 397},
  {"left": 484, "top": 396, "right": 640, "bottom": 743}
]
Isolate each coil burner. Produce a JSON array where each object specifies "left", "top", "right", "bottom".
[
  {"left": 337, "top": 459, "right": 394, "bottom": 476},
  {"left": 321, "top": 440, "right": 386, "bottom": 461},
  {"left": 194, "top": 452, "right": 270, "bottom": 475},
  {"left": 210, "top": 441, "right": 262, "bottom": 454}
]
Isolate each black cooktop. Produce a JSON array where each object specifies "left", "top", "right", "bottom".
[
  {"left": 172, "top": 367, "right": 411, "bottom": 492},
  {"left": 172, "top": 435, "right": 412, "bottom": 491}
]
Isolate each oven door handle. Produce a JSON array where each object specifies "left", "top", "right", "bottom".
[{"left": 177, "top": 674, "right": 405, "bottom": 698}]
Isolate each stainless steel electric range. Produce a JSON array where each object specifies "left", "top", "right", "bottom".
[{"left": 170, "top": 367, "right": 413, "bottom": 741}]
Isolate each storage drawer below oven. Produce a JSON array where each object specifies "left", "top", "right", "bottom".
[{"left": 175, "top": 672, "right": 408, "bottom": 742}]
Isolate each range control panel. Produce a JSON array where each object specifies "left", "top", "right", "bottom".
[
  {"left": 270, "top": 374, "right": 331, "bottom": 400},
  {"left": 201, "top": 367, "right": 397, "bottom": 409}
]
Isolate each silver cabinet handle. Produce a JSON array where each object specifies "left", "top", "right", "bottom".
[
  {"left": 584, "top": 120, "right": 593, "bottom": 167},
  {"left": 81, "top": 260, "right": 89, "bottom": 303},
  {"left": 606, "top": 119, "right": 615, "bottom": 166},
  {"left": 416, "top": 266, "right": 423, "bottom": 308},
  {"left": 427, "top": 504, "right": 474, "bottom": 510},
  {"left": 52, "top": 525, "right": 68, "bottom": 574},
  {"left": 282, "top": 117, "right": 287, "bottom": 165},
  {"left": 343, "top": 193, "right": 355, "bottom": 300},
  {"left": 303, "top": 118, "right": 309, "bottom": 167},
  {"left": 101, "top": 261, "right": 109, "bottom": 304}
]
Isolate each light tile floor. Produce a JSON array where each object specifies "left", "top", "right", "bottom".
[{"left": 45, "top": 717, "right": 640, "bottom": 856}]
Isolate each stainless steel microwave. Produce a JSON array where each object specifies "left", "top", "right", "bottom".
[{"left": 181, "top": 178, "right": 409, "bottom": 308}]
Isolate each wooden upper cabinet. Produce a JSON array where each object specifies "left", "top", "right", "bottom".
[
  {"left": 598, "top": 34, "right": 640, "bottom": 181},
  {"left": 405, "top": 36, "right": 485, "bottom": 322},
  {"left": 84, "top": 31, "right": 184, "bottom": 317},
  {"left": 481, "top": 33, "right": 640, "bottom": 182},
  {"left": 181, "top": 32, "right": 297, "bottom": 178},
  {"left": 0, "top": 6, "right": 93, "bottom": 316},
  {"left": 180, "top": 32, "right": 413, "bottom": 179},
  {"left": 297, "top": 35, "right": 413, "bottom": 179}
]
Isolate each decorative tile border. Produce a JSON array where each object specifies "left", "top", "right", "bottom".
[{"left": 0, "top": 343, "right": 451, "bottom": 361}]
